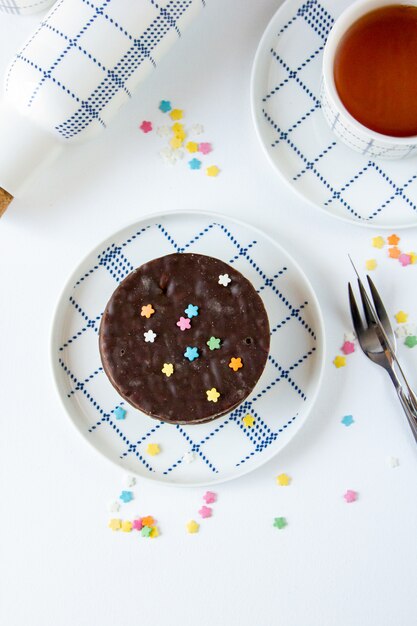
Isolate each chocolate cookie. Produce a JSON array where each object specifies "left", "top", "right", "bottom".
[{"left": 99, "top": 253, "right": 270, "bottom": 425}]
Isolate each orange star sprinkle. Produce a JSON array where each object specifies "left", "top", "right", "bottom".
[
  {"left": 229, "top": 357, "right": 243, "bottom": 372},
  {"left": 142, "top": 516, "right": 155, "bottom": 527},
  {"left": 388, "top": 247, "right": 401, "bottom": 259},
  {"left": 141, "top": 304, "right": 155, "bottom": 318},
  {"left": 387, "top": 234, "right": 400, "bottom": 245}
]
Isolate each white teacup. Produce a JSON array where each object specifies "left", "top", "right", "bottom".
[{"left": 321, "top": 0, "right": 417, "bottom": 160}]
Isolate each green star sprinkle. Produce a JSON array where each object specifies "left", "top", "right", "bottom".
[
  {"left": 273, "top": 517, "right": 287, "bottom": 530},
  {"left": 404, "top": 335, "right": 417, "bottom": 348},
  {"left": 207, "top": 336, "right": 221, "bottom": 350},
  {"left": 141, "top": 525, "right": 152, "bottom": 537}
]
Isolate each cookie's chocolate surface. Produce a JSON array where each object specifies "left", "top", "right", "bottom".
[{"left": 99, "top": 253, "right": 270, "bottom": 424}]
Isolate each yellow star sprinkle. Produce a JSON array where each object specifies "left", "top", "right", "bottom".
[
  {"left": 242, "top": 414, "right": 255, "bottom": 428},
  {"left": 333, "top": 355, "right": 346, "bottom": 368},
  {"left": 121, "top": 520, "right": 132, "bottom": 532},
  {"left": 172, "top": 122, "right": 184, "bottom": 133},
  {"left": 170, "top": 136, "right": 183, "bottom": 149},
  {"left": 409, "top": 252, "right": 417, "bottom": 264},
  {"left": 108, "top": 518, "right": 121, "bottom": 531},
  {"left": 150, "top": 526, "right": 159, "bottom": 539},
  {"left": 372, "top": 236, "right": 385, "bottom": 249},
  {"left": 186, "top": 520, "right": 199, "bottom": 534},
  {"left": 186, "top": 141, "right": 198, "bottom": 153},
  {"left": 147, "top": 443, "right": 160, "bottom": 456},
  {"left": 365, "top": 259, "right": 377, "bottom": 271},
  {"left": 395, "top": 310, "right": 408, "bottom": 324},
  {"left": 206, "top": 387, "right": 220, "bottom": 402},
  {"left": 206, "top": 165, "right": 220, "bottom": 177},
  {"left": 141, "top": 304, "right": 155, "bottom": 318},
  {"left": 170, "top": 108, "right": 183, "bottom": 121},
  {"left": 162, "top": 363, "right": 174, "bottom": 377},
  {"left": 276, "top": 473, "right": 291, "bottom": 486}
]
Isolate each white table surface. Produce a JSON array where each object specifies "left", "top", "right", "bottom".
[{"left": 1, "top": 2, "right": 417, "bottom": 625}]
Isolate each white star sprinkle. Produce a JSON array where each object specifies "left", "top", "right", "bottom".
[
  {"left": 108, "top": 501, "right": 120, "bottom": 513},
  {"left": 183, "top": 451, "right": 196, "bottom": 464},
  {"left": 191, "top": 123, "right": 204, "bottom": 135},
  {"left": 218, "top": 273, "right": 231, "bottom": 287},
  {"left": 124, "top": 474, "right": 136, "bottom": 487},
  {"left": 144, "top": 329, "right": 157, "bottom": 343},
  {"left": 344, "top": 331, "right": 356, "bottom": 343},
  {"left": 387, "top": 456, "right": 399, "bottom": 468}
]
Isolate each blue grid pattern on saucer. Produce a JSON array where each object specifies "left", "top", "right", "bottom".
[
  {"left": 57, "top": 219, "right": 318, "bottom": 479},
  {"left": 6, "top": 0, "right": 205, "bottom": 138},
  {"left": 259, "top": 0, "right": 417, "bottom": 223}
]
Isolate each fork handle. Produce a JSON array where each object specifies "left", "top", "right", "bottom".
[{"left": 396, "top": 385, "right": 417, "bottom": 443}]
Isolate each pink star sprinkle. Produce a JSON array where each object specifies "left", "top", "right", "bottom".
[
  {"left": 203, "top": 491, "right": 216, "bottom": 504},
  {"left": 399, "top": 253, "right": 411, "bottom": 267},
  {"left": 176, "top": 317, "right": 191, "bottom": 331},
  {"left": 199, "top": 142, "right": 212, "bottom": 155},
  {"left": 198, "top": 505, "right": 212, "bottom": 519},
  {"left": 341, "top": 340, "right": 355, "bottom": 355},
  {"left": 132, "top": 518, "right": 143, "bottom": 531},
  {"left": 139, "top": 120, "right": 152, "bottom": 133},
  {"left": 343, "top": 490, "right": 358, "bottom": 503}
]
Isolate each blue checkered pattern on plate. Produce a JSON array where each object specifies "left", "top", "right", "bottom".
[{"left": 55, "top": 215, "right": 321, "bottom": 484}]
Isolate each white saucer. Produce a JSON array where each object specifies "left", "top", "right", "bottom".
[
  {"left": 251, "top": 0, "right": 417, "bottom": 229},
  {"left": 51, "top": 211, "right": 325, "bottom": 486}
]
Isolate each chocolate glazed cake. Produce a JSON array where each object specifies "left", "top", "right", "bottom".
[{"left": 99, "top": 253, "right": 270, "bottom": 425}]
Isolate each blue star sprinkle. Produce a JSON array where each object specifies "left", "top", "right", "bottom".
[
  {"left": 120, "top": 490, "right": 133, "bottom": 503},
  {"left": 185, "top": 304, "right": 199, "bottom": 318},
  {"left": 113, "top": 406, "right": 126, "bottom": 420},
  {"left": 188, "top": 158, "right": 202, "bottom": 170},
  {"left": 341, "top": 414, "right": 354, "bottom": 427},
  {"left": 159, "top": 100, "right": 172, "bottom": 113},
  {"left": 184, "top": 346, "right": 199, "bottom": 362}
]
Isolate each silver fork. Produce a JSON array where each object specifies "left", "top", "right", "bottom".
[{"left": 348, "top": 273, "right": 417, "bottom": 443}]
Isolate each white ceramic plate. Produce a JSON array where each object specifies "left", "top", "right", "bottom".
[
  {"left": 51, "top": 211, "right": 325, "bottom": 486},
  {"left": 251, "top": 0, "right": 417, "bottom": 229}
]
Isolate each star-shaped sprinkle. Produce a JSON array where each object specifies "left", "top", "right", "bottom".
[
  {"left": 120, "top": 490, "right": 133, "bottom": 503},
  {"left": 341, "top": 414, "right": 354, "bottom": 427},
  {"left": 387, "top": 456, "right": 399, "bottom": 468},
  {"left": 229, "top": 357, "right": 243, "bottom": 371},
  {"left": 142, "top": 515, "right": 155, "bottom": 527},
  {"left": 183, "top": 451, "right": 196, "bottom": 464},
  {"left": 132, "top": 518, "right": 143, "bottom": 531},
  {"left": 170, "top": 135, "right": 183, "bottom": 149},
  {"left": 124, "top": 475, "right": 136, "bottom": 488},
  {"left": 191, "top": 123, "right": 204, "bottom": 135},
  {"left": 199, "top": 142, "right": 212, "bottom": 155},
  {"left": 170, "top": 108, "right": 183, "bottom": 120},
  {"left": 207, "top": 336, "right": 221, "bottom": 350},
  {"left": 108, "top": 518, "right": 121, "bottom": 531},
  {"left": 186, "top": 141, "right": 198, "bottom": 153},
  {"left": 365, "top": 259, "right": 377, "bottom": 271},
  {"left": 172, "top": 122, "right": 185, "bottom": 135},
  {"left": 206, "top": 165, "right": 220, "bottom": 177},
  {"left": 388, "top": 246, "right": 401, "bottom": 259},
  {"left": 185, "top": 304, "right": 199, "bottom": 318},
  {"left": 139, "top": 120, "right": 152, "bottom": 133},
  {"left": 343, "top": 489, "right": 358, "bottom": 503},
  {"left": 242, "top": 414, "right": 255, "bottom": 428},
  {"left": 399, "top": 253, "right": 411, "bottom": 267},
  {"left": 344, "top": 331, "right": 356, "bottom": 342},
  {"left": 144, "top": 329, "right": 157, "bottom": 343},
  {"left": 395, "top": 323, "right": 416, "bottom": 338},
  {"left": 203, "top": 491, "right": 217, "bottom": 504},
  {"left": 218, "top": 273, "right": 231, "bottom": 286},
  {"left": 395, "top": 310, "right": 408, "bottom": 324},
  {"left": 405, "top": 335, "right": 417, "bottom": 348},
  {"left": 410, "top": 252, "right": 417, "bottom": 264},
  {"left": 156, "top": 125, "right": 170, "bottom": 137},
  {"left": 141, "top": 304, "right": 155, "bottom": 318},
  {"left": 388, "top": 234, "right": 400, "bottom": 245},
  {"left": 150, "top": 526, "right": 159, "bottom": 538},
  {"left": 113, "top": 406, "right": 126, "bottom": 420},
  {"left": 146, "top": 443, "right": 160, "bottom": 456},
  {"left": 141, "top": 525, "right": 152, "bottom": 537},
  {"left": 186, "top": 520, "right": 199, "bottom": 534},
  {"left": 333, "top": 355, "right": 346, "bottom": 368},
  {"left": 206, "top": 387, "right": 220, "bottom": 402},
  {"left": 121, "top": 520, "right": 132, "bottom": 532},
  {"left": 276, "top": 473, "right": 291, "bottom": 486},
  {"left": 162, "top": 363, "right": 174, "bottom": 377},
  {"left": 273, "top": 517, "right": 287, "bottom": 529},
  {"left": 177, "top": 316, "right": 191, "bottom": 331},
  {"left": 160, "top": 146, "right": 178, "bottom": 164},
  {"left": 184, "top": 346, "right": 199, "bottom": 361},
  {"left": 108, "top": 501, "right": 120, "bottom": 513},
  {"left": 159, "top": 99, "right": 172, "bottom": 113},
  {"left": 372, "top": 236, "right": 385, "bottom": 249},
  {"left": 198, "top": 505, "right": 212, "bottom": 519},
  {"left": 341, "top": 340, "right": 355, "bottom": 355},
  {"left": 188, "top": 157, "right": 202, "bottom": 170}
]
